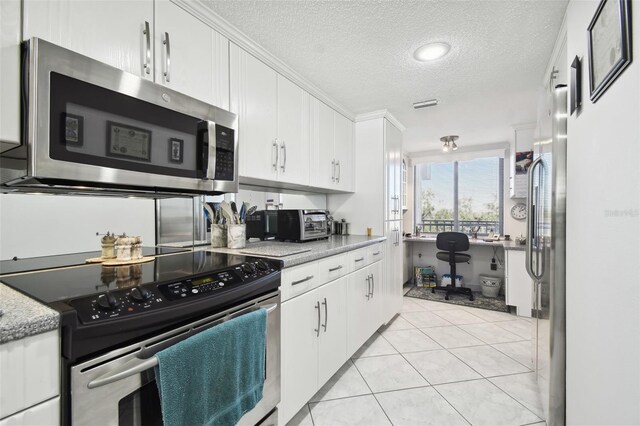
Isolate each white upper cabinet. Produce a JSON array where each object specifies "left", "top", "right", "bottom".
[
  {"left": 385, "top": 120, "right": 403, "bottom": 221},
  {"left": 310, "top": 96, "right": 354, "bottom": 192},
  {"left": 231, "top": 44, "right": 311, "bottom": 186},
  {"left": 334, "top": 112, "right": 354, "bottom": 192},
  {"left": 276, "top": 75, "right": 310, "bottom": 186},
  {"left": 230, "top": 43, "right": 278, "bottom": 181},
  {"left": 23, "top": 1, "right": 229, "bottom": 108},
  {"left": 23, "top": 0, "right": 154, "bottom": 79},
  {"left": 154, "top": 0, "right": 229, "bottom": 107}
]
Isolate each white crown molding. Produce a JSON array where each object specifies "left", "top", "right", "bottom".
[
  {"left": 354, "top": 110, "right": 406, "bottom": 132},
  {"left": 172, "top": 0, "right": 355, "bottom": 120}
]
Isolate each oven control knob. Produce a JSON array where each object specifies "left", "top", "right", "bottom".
[
  {"left": 97, "top": 292, "right": 120, "bottom": 310},
  {"left": 130, "top": 287, "right": 152, "bottom": 303},
  {"left": 256, "top": 260, "right": 269, "bottom": 271},
  {"left": 241, "top": 263, "right": 255, "bottom": 274}
]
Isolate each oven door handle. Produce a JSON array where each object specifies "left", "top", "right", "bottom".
[{"left": 87, "top": 303, "right": 277, "bottom": 389}]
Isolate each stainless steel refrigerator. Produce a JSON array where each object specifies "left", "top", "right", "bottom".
[{"left": 526, "top": 85, "right": 567, "bottom": 425}]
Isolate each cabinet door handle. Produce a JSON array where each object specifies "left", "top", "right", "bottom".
[
  {"left": 314, "top": 301, "right": 320, "bottom": 337},
  {"left": 336, "top": 160, "right": 341, "bottom": 183},
  {"left": 280, "top": 140, "right": 286, "bottom": 172},
  {"left": 321, "top": 297, "right": 328, "bottom": 332},
  {"left": 143, "top": 21, "right": 151, "bottom": 75},
  {"left": 291, "top": 275, "right": 314, "bottom": 286},
  {"left": 365, "top": 276, "right": 371, "bottom": 300},
  {"left": 329, "top": 265, "right": 343, "bottom": 272},
  {"left": 331, "top": 160, "right": 336, "bottom": 182},
  {"left": 372, "top": 251, "right": 380, "bottom": 256},
  {"left": 354, "top": 257, "right": 365, "bottom": 263},
  {"left": 162, "top": 32, "right": 171, "bottom": 82},
  {"left": 272, "top": 139, "right": 279, "bottom": 171},
  {"left": 371, "top": 274, "right": 375, "bottom": 297}
]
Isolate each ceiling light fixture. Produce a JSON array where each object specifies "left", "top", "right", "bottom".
[
  {"left": 440, "top": 135, "right": 459, "bottom": 152},
  {"left": 414, "top": 42, "right": 451, "bottom": 62},
  {"left": 413, "top": 99, "right": 439, "bottom": 109}
]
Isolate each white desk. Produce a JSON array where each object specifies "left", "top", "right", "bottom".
[{"left": 405, "top": 236, "right": 532, "bottom": 317}]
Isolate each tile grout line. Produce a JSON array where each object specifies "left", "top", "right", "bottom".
[
  {"left": 351, "top": 355, "right": 395, "bottom": 425},
  {"left": 485, "top": 377, "right": 544, "bottom": 423}
]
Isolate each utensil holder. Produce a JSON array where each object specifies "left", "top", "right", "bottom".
[
  {"left": 227, "top": 224, "right": 246, "bottom": 249},
  {"left": 211, "top": 224, "right": 227, "bottom": 248}
]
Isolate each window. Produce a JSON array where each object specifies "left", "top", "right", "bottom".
[{"left": 414, "top": 157, "right": 503, "bottom": 235}]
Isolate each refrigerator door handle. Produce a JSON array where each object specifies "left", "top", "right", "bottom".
[{"left": 526, "top": 156, "right": 544, "bottom": 281}]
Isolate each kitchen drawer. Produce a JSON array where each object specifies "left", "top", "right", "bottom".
[
  {"left": 349, "top": 247, "right": 369, "bottom": 271},
  {"left": 280, "top": 261, "right": 320, "bottom": 301},
  {"left": 367, "top": 243, "right": 385, "bottom": 263},
  {"left": 317, "top": 253, "right": 351, "bottom": 284}
]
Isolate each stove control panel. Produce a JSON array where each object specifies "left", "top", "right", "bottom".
[{"left": 71, "top": 259, "right": 278, "bottom": 324}]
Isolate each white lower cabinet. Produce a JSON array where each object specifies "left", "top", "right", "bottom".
[
  {"left": 280, "top": 244, "right": 392, "bottom": 425},
  {"left": 346, "top": 262, "right": 382, "bottom": 355},
  {"left": 281, "top": 275, "right": 348, "bottom": 423},
  {"left": 505, "top": 250, "right": 533, "bottom": 317},
  {"left": 0, "top": 330, "right": 60, "bottom": 419},
  {"left": 0, "top": 397, "right": 60, "bottom": 426}
]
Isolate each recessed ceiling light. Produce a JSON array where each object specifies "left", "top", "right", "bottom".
[{"left": 414, "top": 42, "right": 450, "bottom": 62}]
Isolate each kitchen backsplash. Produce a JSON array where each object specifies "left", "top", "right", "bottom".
[{"left": 0, "top": 193, "right": 155, "bottom": 259}]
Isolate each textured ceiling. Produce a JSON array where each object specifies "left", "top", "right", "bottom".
[{"left": 204, "top": 0, "right": 568, "bottom": 153}]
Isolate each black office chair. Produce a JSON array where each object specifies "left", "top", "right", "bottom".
[{"left": 432, "top": 232, "right": 474, "bottom": 301}]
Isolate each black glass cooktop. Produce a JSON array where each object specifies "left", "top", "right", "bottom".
[
  {"left": 0, "top": 251, "right": 258, "bottom": 304},
  {"left": 0, "top": 246, "right": 188, "bottom": 276}
]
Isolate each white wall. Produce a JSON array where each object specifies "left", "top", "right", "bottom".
[
  {"left": 565, "top": 1, "right": 640, "bottom": 424},
  {"left": 0, "top": 194, "right": 156, "bottom": 259}
]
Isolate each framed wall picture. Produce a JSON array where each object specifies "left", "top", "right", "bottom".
[
  {"left": 570, "top": 56, "right": 582, "bottom": 114},
  {"left": 106, "top": 121, "right": 152, "bottom": 161},
  {"left": 63, "top": 113, "right": 84, "bottom": 146},
  {"left": 587, "top": 0, "right": 632, "bottom": 102},
  {"left": 169, "top": 138, "right": 184, "bottom": 163}
]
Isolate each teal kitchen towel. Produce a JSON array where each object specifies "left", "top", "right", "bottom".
[{"left": 155, "top": 308, "right": 267, "bottom": 426}]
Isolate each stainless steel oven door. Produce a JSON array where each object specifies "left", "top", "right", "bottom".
[{"left": 70, "top": 292, "right": 280, "bottom": 426}]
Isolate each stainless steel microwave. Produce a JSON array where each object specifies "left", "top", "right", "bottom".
[{"left": 0, "top": 38, "right": 238, "bottom": 196}]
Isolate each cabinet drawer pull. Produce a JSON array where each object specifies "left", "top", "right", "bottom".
[
  {"left": 291, "top": 275, "right": 314, "bottom": 286},
  {"left": 372, "top": 251, "right": 381, "bottom": 256},
  {"left": 354, "top": 257, "right": 365, "bottom": 263},
  {"left": 328, "top": 265, "right": 343, "bottom": 272}
]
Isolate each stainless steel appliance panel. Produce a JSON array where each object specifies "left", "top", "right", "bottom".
[
  {"left": 71, "top": 292, "right": 280, "bottom": 426},
  {"left": 1, "top": 38, "right": 238, "bottom": 196},
  {"left": 527, "top": 85, "right": 567, "bottom": 425}
]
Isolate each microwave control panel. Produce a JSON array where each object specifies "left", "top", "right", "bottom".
[{"left": 214, "top": 125, "right": 235, "bottom": 181}]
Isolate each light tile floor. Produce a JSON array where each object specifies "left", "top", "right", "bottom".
[{"left": 287, "top": 295, "right": 545, "bottom": 426}]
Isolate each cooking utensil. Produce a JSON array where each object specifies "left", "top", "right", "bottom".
[
  {"left": 246, "top": 205, "right": 257, "bottom": 217},
  {"left": 220, "top": 201, "right": 235, "bottom": 224}
]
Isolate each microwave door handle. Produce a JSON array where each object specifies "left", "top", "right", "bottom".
[
  {"left": 88, "top": 303, "right": 278, "bottom": 389},
  {"left": 204, "top": 121, "right": 216, "bottom": 180}
]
